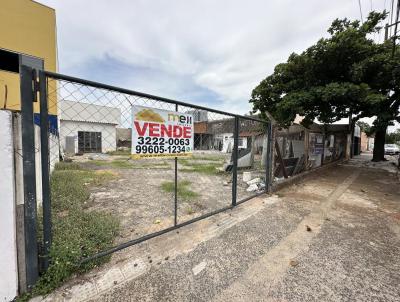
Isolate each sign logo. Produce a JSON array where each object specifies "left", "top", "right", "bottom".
[{"left": 131, "top": 105, "right": 194, "bottom": 159}]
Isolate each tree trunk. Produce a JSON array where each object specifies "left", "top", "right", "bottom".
[{"left": 372, "top": 125, "right": 387, "bottom": 162}]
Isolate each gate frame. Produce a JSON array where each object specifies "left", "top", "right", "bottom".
[{"left": 20, "top": 65, "right": 39, "bottom": 289}]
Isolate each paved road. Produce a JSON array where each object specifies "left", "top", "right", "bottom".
[{"left": 90, "top": 163, "right": 400, "bottom": 302}]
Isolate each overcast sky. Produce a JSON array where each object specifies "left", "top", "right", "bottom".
[{"left": 39, "top": 0, "right": 397, "bottom": 129}]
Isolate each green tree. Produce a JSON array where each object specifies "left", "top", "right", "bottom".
[
  {"left": 250, "top": 11, "right": 400, "bottom": 161},
  {"left": 356, "top": 121, "right": 374, "bottom": 137},
  {"left": 385, "top": 129, "right": 400, "bottom": 144}
]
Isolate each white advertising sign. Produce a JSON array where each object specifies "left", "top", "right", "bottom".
[{"left": 131, "top": 105, "right": 194, "bottom": 158}]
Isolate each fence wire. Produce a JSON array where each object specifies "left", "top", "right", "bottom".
[{"left": 41, "top": 72, "right": 270, "bottom": 264}]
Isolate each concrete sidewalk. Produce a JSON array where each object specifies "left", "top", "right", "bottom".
[{"left": 42, "top": 160, "right": 400, "bottom": 302}]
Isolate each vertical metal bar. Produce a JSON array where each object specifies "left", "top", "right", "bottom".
[
  {"left": 39, "top": 71, "right": 51, "bottom": 271},
  {"left": 20, "top": 65, "right": 39, "bottom": 288},
  {"left": 265, "top": 122, "right": 273, "bottom": 193},
  {"left": 321, "top": 133, "right": 326, "bottom": 165},
  {"left": 232, "top": 116, "right": 239, "bottom": 206},
  {"left": 174, "top": 104, "right": 178, "bottom": 225}
]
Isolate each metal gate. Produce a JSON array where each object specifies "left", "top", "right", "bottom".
[{"left": 20, "top": 65, "right": 272, "bottom": 288}]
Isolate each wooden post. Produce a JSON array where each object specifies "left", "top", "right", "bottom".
[{"left": 275, "top": 140, "right": 288, "bottom": 178}]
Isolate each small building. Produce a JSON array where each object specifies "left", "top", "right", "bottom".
[{"left": 60, "top": 100, "right": 120, "bottom": 154}]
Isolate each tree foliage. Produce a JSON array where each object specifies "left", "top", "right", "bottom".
[
  {"left": 356, "top": 121, "right": 374, "bottom": 136},
  {"left": 386, "top": 129, "right": 400, "bottom": 144},
  {"left": 250, "top": 11, "right": 400, "bottom": 151}
]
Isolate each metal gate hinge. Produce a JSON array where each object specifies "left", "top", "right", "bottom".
[
  {"left": 32, "top": 69, "right": 40, "bottom": 102},
  {"left": 32, "top": 80, "right": 40, "bottom": 103}
]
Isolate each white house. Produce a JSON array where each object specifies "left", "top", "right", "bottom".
[{"left": 59, "top": 100, "right": 120, "bottom": 154}]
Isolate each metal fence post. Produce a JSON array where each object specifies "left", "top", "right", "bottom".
[
  {"left": 20, "top": 65, "right": 39, "bottom": 288},
  {"left": 39, "top": 70, "right": 52, "bottom": 271},
  {"left": 265, "top": 122, "right": 273, "bottom": 193},
  {"left": 174, "top": 104, "right": 178, "bottom": 225},
  {"left": 231, "top": 116, "right": 239, "bottom": 206}
]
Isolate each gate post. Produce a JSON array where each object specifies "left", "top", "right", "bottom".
[
  {"left": 231, "top": 116, "right": 239, "bottom": 206},
  {"left": 265, "top": 122, "right": 273, "bottom": 193},
  {"left": 20, "top": 65, "right": 39, "bottom": 288},
  {"left": 174, "top": 104, "right": 178, "bottom": 226},
  {"left": 39, "top": 70, "right": 52, "bottom": 271}
]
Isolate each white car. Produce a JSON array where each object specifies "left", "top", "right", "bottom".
[{"left": 384, "top": 144, "right": 400, "bottom": 155}]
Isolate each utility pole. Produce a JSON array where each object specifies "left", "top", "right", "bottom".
[{"left": 385, "top": 0, "right": 400, "bottom": 56}]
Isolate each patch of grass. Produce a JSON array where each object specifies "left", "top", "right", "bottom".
[
  {"left": 24, "top": 161, "right": 119, "bottom": 299},
  {"left": 54, "top": 162, "right": 83, "bottom": 170},
  {"left": 89, "top": 159, "right": 172, "bottom": 170},
  {"left": 109, "top": 159, "right": 134, "bottom": 168},
  {"left": 89, "top": 159, "right": 133, "bottom": 169},
  {"left": 107, "top": 149, "right": 131, "bottom": 156},
  {"left": 138, "top": 161, "right": 171, "bottom": 169},
  {"left": 180, "top": 161, "right": 222, "bottom": 175},
  {"left": 161, "top": 180, "right": 199, "bottom": 200},
  {"left": 186, "top": 206, "right": 195, "bottom": 215},
  {"left": 191, "top": 155, "right": 225, "bottom": 162}
]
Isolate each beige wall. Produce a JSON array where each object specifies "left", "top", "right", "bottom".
[{"left": 360, "top": 132, "right": 369, "bottom": 152}]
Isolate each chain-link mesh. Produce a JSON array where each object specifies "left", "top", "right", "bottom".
[
  {"left": 236, "top": 117, "right": 269, "bottom": 201},
  {"left": 43, "top": 74, "right": 270, "bottom": 263}
]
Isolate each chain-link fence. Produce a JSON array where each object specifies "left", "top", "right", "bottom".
[{"left": 39, "top": 71, "right": 271, "bottom": 267}]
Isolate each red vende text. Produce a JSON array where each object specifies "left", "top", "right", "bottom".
[{"left": 134, "top": 121, "right": 191, "bottom": 138}]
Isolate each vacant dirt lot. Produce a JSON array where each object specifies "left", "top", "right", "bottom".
[
  {"left": 41, "top": 155, "right": 400, "bottom": 302},
  {"left": 71, "top": 150, "right": 266, "bottom": 245}
]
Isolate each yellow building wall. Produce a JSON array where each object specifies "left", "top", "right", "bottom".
[{"left": 0, "top": 0, "right": 57, "bottom": 114}]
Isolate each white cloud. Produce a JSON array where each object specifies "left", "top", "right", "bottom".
[{"left": 40, "top": 0, "right": 391, "bottom": 116}]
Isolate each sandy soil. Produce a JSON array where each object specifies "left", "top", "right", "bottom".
[{"left": 73, "top": 151, "right": 266, "bottom": 245}]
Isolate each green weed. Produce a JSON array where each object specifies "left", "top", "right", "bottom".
[
  {"left": 21, "top": 161, "right": 119, "bottom": 299},
  {"left": 161, "top": 180, "right": 199, "bottom": 200}
]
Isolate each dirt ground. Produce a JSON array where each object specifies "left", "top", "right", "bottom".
[
  {"left": 72, "top": 150, "right": 266, "bottom": 245},
  {"left": 38, "top": 154, "right": 400, "bottom": 302}
]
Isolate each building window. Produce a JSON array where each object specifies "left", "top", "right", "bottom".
[
  {"left": 238, "top": 137, "right": 247, "bottom": 149},
  {"left": 78, "top": 131, "right": 102, "bottom": 153},
  {"left": 0, "top": 49, "right": 19, "bottom": 73}
]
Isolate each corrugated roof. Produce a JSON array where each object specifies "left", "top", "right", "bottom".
[{"left": 60, "top": 100, "right": 120, "bottom": 125}]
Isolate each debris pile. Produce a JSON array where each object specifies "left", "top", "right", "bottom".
[{"left": 245, "top": 177, "right": 266, "bottom": 192}]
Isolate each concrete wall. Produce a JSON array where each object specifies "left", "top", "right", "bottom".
[
  {"left": 0, "top": 110, "right": 18, "bottom": 301},
  {"left": 60, "top": 120, "right": 117, "bottom": 154}
]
